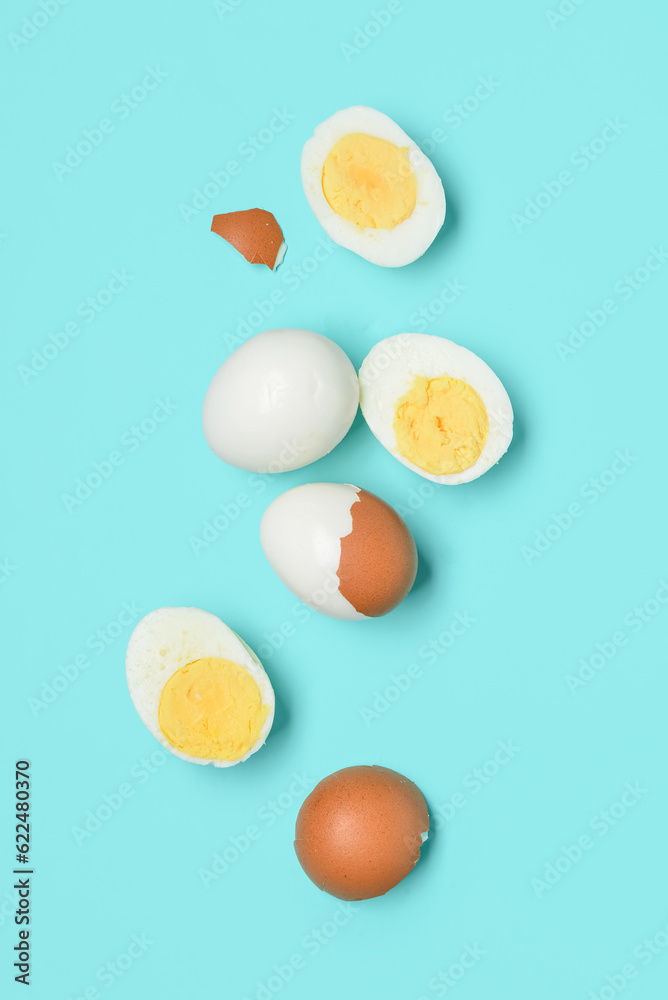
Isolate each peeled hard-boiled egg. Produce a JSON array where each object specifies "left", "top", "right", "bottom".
[
  {"left": 126, "top": 607, "right": 274, "bottom": 767},
  {"left": 301, "top": 106, "right": 446, "bottom": 267},
  {"left": 295, "top": 765, "right": 429, "bottom": 900},
  {"left": 260, "top": 482, "right": 417, "bottom": 620},
  {"left": 203, "top": 328, "right": 359, "bottom": 473},
  {"left": 359, "top": 333, "right": 513, "bottom": 485}
]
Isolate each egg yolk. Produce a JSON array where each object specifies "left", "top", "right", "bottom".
[
  {"left": 158, "top": 657, "right": 269, "bottom": 761},
  {"left": 393, "top": 375, "right": 489, "bottom": 475},
  {"left": 322, "top": 133, "right": 417, "bottom": 229}
]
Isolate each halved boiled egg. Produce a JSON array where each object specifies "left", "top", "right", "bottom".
[
  {"left": 359, "top": 334, "right": 513, "bottom": 485},
  {"left": 301, "top": 107, "right": 445, "bottom": 267},
  {"left": 126, "top": 607, "right": 274, "bottom": 766}
]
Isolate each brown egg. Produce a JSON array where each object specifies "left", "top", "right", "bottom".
[
  {"left": 211, "top": 208, "right": 286, "bottom": 270},
  {"left": 260, "top": 483, "right": 418, "bottom": 621},
  {"left": 294, "top": 765, "right": 429, "bottom": 900},
  {"left": 338, "top": 487, "right": 417, "bottom": 616}
]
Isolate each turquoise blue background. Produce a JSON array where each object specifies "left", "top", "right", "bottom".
[{"left": 2, "top": 0, "right": 668, "bottom": 997}]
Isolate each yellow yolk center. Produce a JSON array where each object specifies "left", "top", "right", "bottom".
[
  {"left": 393, "top": 375, "right": 490, "bottom": 475},
  {"left": 322, "top": 133, "right": 417, "bottom": 230},
  {"left": 158, "top": 657, "right": 269, "bottom": 761}
]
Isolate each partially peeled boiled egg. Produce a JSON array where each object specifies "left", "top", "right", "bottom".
[
  {"left": 359, "top": 333, "right": 513, "bottom": 484},
  {"left": 301, "top": 107, "right": 446, "bottom": 267},
  {"left": 126, "top": 607, "right": 274, "bottom": 766},
  {"left": 260, "top": 483, "right": 417, "bottom": 620}
]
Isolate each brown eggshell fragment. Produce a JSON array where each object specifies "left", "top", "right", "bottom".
[
  {"left": 211, "top": 208, "right": 286, "bottom": 270},
  {"left": 294, "top": 765, "right": 429, "bottom": 900},
  {"left": 338, "top": 488, "right": 417, "bottom": 617}
]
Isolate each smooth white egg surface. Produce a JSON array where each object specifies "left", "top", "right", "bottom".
[
  {"left": 301, "top": 106, "right": 446, "bottom": 267},
  {"left": 202, "top": 328, "right": 359, "bottom": 473},
  {"left": 261, "top": 483, "right": 364, "bottom": 621},
  {"left": 359, "top": 334, "right": 513, "bottom": 485},
  {"left": 126, "top": 607, "right": 274, "bottom": 766}
]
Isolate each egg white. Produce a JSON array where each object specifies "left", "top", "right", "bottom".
[
  {"left": 301, "top": 107, "right": 446, "bottom": 267},
  {"left": 126, "top": 607, "right": 275, "bottom": 766},
  {"left": 260, "top": 483, "right": 366, "bottom": 621},
  {"left": 359, "top": 334, "right": 514, "bottom": 485},
  {"left": 202, "top": 328, "right": 359, "bottom": 473}
]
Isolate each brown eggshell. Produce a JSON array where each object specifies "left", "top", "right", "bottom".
[
  {"left": 294, "top": 765, "right": 429, "bottom": 900},
  {"left": 338, "top": 488, "right": 417, "bottom": 617},
  {"left": 211, "top": 208, "right": 286, "bottom": 269}
]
